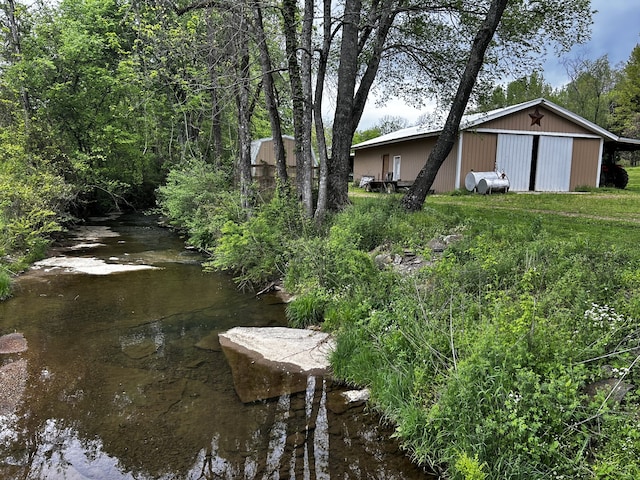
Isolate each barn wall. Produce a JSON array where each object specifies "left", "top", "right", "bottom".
[
  {"left": 353, "top": 136, "right": 459, "bottom": 192},
  {"left": 570, "top": 138, "right": 602, "bottom": 189},
  {"left": 254, "top": 137, "right": 298, "bottom": 168},
  {"left": 353, "top": 148, "right": 385, "bottom": 181},
  {"left": 460, "top": 132, "right": 498, "bottom": 188},
  {"left": 479, "top": 107, "right": 594, "bottom": 135}
]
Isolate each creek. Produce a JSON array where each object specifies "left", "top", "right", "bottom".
[{"left": 0, "top": 213, "right": 432, "bottom": 479}]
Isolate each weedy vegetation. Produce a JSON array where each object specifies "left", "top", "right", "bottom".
[{"left": 160, "top": 166, "right": 640, "bottom": 479}]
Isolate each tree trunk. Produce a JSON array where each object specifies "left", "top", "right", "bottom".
[
  {"left": 312, "top": 0, "right": 332, "bottom": 221},
  {"left": 233, "top": 7, "right": 254, "bottom": 210},
  {"left": 327, "top": 0, "right": 396, "bottom": 211},
  {"left": 5, "top": 0, "right": 31, "bottom": 130},
  {"left": 205, "top": 12, "right": 224, "bottom": 164},
  {"left": 299, "top": 0, "right": 314, "bottom": 216},
  {"left": 252, "top": 1, "right": 288, "bottom": 183},
  {"left": 327, "top": 0, "right": 361, "bottom": 211},
  {"left": 401, "top": 0, "right": 510, "bottom": 212},
  {"left": 282, "top": 0, "right": 307, "bottom": 200}
]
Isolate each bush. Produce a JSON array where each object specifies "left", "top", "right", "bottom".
[
  {"left": 209, "top": 187, "right": 312, "bottom": 289},
  {"left": 286, "top": 289, "right": 328, "bottom": 328},
  {"left": 156, "top": 159, "right": 238, "bottom": 251},
  {"left": 0, "top": 268, "right": 11, "bottom": 300}
]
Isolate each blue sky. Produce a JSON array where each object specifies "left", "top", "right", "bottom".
[
  {"left": 543, "top": 0, "right": 640, "bottom": 86},
  {"left": 359, "top": 1, "right": 640, "bottom": 129}
]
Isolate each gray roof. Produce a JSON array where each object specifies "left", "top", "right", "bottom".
[{"left": 352, "top": 98, "right": 620, "bottom": 150}]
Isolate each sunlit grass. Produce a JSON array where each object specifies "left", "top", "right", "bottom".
[{"left": 350, "top": 177, "right": 640, "bottom": 250}]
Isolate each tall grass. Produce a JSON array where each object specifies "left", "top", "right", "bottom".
[
  {"left": 204, "top": 182, "right": 640, "bottom": 478},
  {"left": 0, "top": 268, "right": 11, "bottom": 300}
]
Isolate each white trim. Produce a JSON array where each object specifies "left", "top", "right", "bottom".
[
  {"left": 351, "top": 98, "right": 619, "bottom": 150},
  {"left": 455, "top": 132, "right": 464, "bottom": 189},
  {"left": 392, "top": 155, "right": 401, "bottom": 181},
  {"left": 473, "top": 128, "right": 601, "bottom": 140},
  {"left": 596, "top": 138, "right": 604, "bottom": 187}
]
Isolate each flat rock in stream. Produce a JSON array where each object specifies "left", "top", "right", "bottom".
[
  {"left": 0, "top": 333, "right": 28, "bottom": 354},
  {"left": 218, "top": 327, "right": 335, "bottom": 403},
  {"left": 32, "top": 256, "right": 160, "bottom": 275}
]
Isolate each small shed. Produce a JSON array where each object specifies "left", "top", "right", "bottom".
[
  {"left": 251, "top": 135, "right": 317, "bottom": 188},
  {"left": 352, "top": 98, "right": 638, "bottom": 193}
]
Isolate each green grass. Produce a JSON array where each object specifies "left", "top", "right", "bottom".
[
  {"left": 331, "top": 186, "right": 640, "bottom": 478},
  {"left": 0, "top": 268, "right": 11, "bottom": 300},
  {"left": 424, "top": 179, "right": 640, "bottom": 250},
  {"left": 627, "top": 165, "right": 640, "bottom": 193}
]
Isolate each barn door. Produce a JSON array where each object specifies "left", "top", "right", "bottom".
[
  {"left": 534, "top": 136, "right": 573, "bottom": 191},
  {"left": 496, "top": 134, "right": 534, "bottom": 191}
]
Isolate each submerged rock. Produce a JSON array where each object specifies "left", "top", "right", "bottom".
[
  {"left": 0, "top": 359, "right": 28, "bottom": 415},
  {"left": 218, "top": 326, "right": 335, "bottom": 403},
  {"left": 0, "top": 333, "right": 28, "bottom": 354}
]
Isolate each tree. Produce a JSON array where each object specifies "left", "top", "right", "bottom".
[
  {"left": 610, "top": 44, "right": 640, "bottom": 137},
  {"left": 401, "top": 0, "right": 510, "bottom": 212},
  {"left": 475, "top": 71, "right": 554, "bottom": 111},
  {"left": 555, "top": 55, "right": 615, "bottom": 127}
]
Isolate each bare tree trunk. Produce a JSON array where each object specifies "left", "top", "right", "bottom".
[
  {"left": 282, "top": 0, "right": 308, "bottom": 202},
  {"left": 5, "top": 0, "right": 31, "bottom": 130},
  {"left": 252, "top": 1, "right": 288, "bottom": 183},
  {"left": 233, "top": 6, "right": 254, "bottom": 210},
  {"left": 312, "top": 0, "right": 333, "bottom": 221},
  {"left": 205, "top": 12, "right": 224, "bottom": 164},
  {"left": 327, "top": 0, "right": 361, "bottom": 211},
  {"left": 401, "top": 0, "right": 510, "bottom": 212},
  {"left": 327, "top": 0, "right": 396, "bottom": 211},
  {"left": 299, "top": 0, "right": 314, "bottom": 216}
]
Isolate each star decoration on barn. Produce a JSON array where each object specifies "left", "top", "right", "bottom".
[{"left": 529, "top": 107, "right": 544, "bottom": 126}]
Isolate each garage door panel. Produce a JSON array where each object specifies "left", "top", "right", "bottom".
[
  {"left": 535, "top": 136, "right": 573, "bottom": 191},
  {"left": 496, "top": 134, "right": 533, "bottom": 191}
]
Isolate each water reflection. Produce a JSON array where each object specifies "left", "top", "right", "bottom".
[{"left": 0, "top": 214, "right": 432, "bottom": 479}]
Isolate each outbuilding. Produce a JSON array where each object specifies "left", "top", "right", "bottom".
[
  {"left": 352, "top": 98, "right": 637, "bottom": 193},
  {"left": 251, "top": 135, "right": 317, "bottom": 188}
]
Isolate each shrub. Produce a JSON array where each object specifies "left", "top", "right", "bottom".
[
  {"left": 156, "top": 159, "right": 238, "bottom": 251},
  {"left": 0, "top": 268, "right": 11, "bottom": 300},
  {"left": 286, "top": 289, "right": 328, "bottom": 328},
  {"left": 209, "top": 187, "right": 311, "bottom": 289}
]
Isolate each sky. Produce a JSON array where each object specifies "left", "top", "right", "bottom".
[{"left": 357, "top": 0, "right": 640, "bottom": 130}]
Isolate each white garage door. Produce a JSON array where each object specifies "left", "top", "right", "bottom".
[
  {"left": 535, "top": 136, "right": 573, "bottom": 191},
  {"left": 496, "top": 134, "right": 534, "bottom": 191}
]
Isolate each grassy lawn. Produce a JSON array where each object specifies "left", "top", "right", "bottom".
[{"left": 354, "top": 166, "right": 640, "bottom": 250}]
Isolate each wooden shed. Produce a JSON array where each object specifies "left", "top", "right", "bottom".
[
  {"left": 251, "top": 135, "right": 318, "bottom": 188},
  {"left": 352, "top": 98, "right": 633, "bottom": 193}
]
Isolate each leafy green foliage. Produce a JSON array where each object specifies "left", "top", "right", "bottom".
[
  {"left": 208, "top": 187, "right": 312, "bottom": 289},
  {"left": 0, "top": 268, "right": 11, "bottom": 301},
  {"left": 0, "top": 130, "right": 75, "bottom": 277},
  {"left": 326, "top": 203, "right": 640, "bottom": 478},
  {"left": 156, "top": 159, "right": 237, "bottom": 251}
]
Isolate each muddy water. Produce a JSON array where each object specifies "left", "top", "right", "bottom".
[{"left": 0, "top": 214, "right": 432, "bottom": 479}]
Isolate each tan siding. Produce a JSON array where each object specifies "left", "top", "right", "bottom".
[
  {"left": 570, "top": 138, "right": 601, "bottom": 189},
  {"left": 253, "top": 138, "right": 297, "bottom": 168},
  {"left": 353, "top": 149, "right": 384, "bottom": 180},
  {"left": 479, "top": 107, "right": 593, "bottom": 135},
  {"left": 460, "top": 132, "right": 497, "bottom": 188},
  {"left": 431, "top": 145, "right": 458, "bottom": 193},
  {"left": 354, "top": 137, "right": 437, "bottom": 182}
]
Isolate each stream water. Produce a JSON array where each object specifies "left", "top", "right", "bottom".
[{"left": 0, "top": 214, "right": 433, "bottom": 479}]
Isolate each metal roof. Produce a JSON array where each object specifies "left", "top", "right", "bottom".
[{"left": 351, "top": 98, "right": 620, "bottom": 150}]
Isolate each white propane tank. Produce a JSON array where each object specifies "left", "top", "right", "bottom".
[
  {"left": 477, "top": 176, "right": 510, "bottom": 194},
  {"left": 465, "top": 171, "right": 501, "bottom": 192}
]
